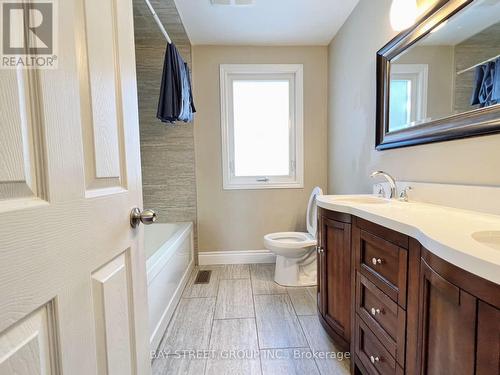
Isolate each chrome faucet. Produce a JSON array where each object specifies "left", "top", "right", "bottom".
[{"left": 370, "top": 171, "right": 397, "bottom": 199}]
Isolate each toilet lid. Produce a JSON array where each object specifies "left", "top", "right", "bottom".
[{"left": 306, "top": 187, "right": 323, "bottom": 237}]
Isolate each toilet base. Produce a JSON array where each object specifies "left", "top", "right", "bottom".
[{"left": 273, "top": 251, "right": 317, "bottom": 287}]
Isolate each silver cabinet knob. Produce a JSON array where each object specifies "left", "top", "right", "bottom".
[
  {"left": 370, "top": 307, "right": 381, "bottom": 316},
  {"left": 317, "top": 247, "right": 324, "bottom": 254},
  {"left": 130, "top": 208, "right": 157, "bottom": 228},
  {"left": 370, "top": 355, "right": 380, "bottom": 364},
  {"left": 371, "top": 258, "right": 383, "bottom": 265}
]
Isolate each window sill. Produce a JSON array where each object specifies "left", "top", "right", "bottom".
[{"left": 222, "top": 182, "right": 304, "bottom": 190}]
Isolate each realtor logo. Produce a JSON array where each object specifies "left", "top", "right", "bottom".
[{"left": 1, "top": 0, "right": 58, "bottom": 69}]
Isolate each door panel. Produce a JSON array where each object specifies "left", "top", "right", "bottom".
[
  {"left": 92, "top": 252, "right": 134, "bottom": 375},
  {"left": 0, "top": 68, "right": 46, "bottom": 202},
  {"left": 476, "top": 301, "right": 500, "bottom": 375},
  {"left": 80, "top": 0, "right": 127, "bottom": 193},
  {"left": 417, "top": 259, "right": 476, "bottom": 375},
  {"left": 0, "top": 303, "right": 59, "bottom": 375},
  {"left": 0, "top": 0, "right": 149, "bottom": 374},
  {"left": 319, "top": 216, "right": 351, "bottom": 348}
]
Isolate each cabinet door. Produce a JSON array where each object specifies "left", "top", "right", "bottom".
[
  {"left": 476, "top": 301, "right": 500, "bottom": 375},
  {"left": 417, "top": 259, "right": 477, "bottom": 375},
  {"left": 318, "top": 216, "right": 351, "bottom": 347}
]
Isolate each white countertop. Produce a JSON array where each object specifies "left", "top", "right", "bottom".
[{"left": 317, "top": 195, "right": 500, "bottom": 285}]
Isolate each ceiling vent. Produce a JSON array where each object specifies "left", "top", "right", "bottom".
[{"left": 211, "top": 0, "right": 255, "bottom": 5}]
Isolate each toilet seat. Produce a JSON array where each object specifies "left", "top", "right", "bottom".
[
  {"left": 264, "top": 187, "right": 323, "bottom": 256},
  {"left": 263, "top": 187, "right": 323, "bottom": 286},
  {"left": 264, "top": 232, "right": 316, "bottom": 255}
]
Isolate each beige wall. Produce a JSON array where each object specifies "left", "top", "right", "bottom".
[
  {"left": 193, "top": 46, "right": 328, "bottom": 252},
  {"left": 328, "top": 0, "right": 500, "bottom": 195}
]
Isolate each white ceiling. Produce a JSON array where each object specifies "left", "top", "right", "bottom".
[{"left": 173, "top": 0, "right": 360, "bottom": 45}]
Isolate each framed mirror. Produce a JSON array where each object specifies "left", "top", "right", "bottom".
[{"left": 376, "top": 0, "right": 500, "bottom": 150}]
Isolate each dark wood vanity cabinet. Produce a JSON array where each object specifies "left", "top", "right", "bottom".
[
  {"left": 317, "top": 208, "right": 352, "bottom": 351},
  {"left": 317, "top": 208, "right": 500, "bottom": 375}
]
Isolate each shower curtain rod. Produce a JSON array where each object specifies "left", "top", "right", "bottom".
[
  {"left": 456, "top": 53, "right": 500, "bottom": 75},
  {"left": 143, "top": 0, "right": 172, "bottom": 44}
]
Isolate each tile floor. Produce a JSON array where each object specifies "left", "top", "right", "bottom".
[{"left": 152, "top": 264, "right": 350, "bottom": 375}]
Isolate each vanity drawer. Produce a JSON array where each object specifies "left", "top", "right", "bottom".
[
  {"left": 355, "top": 316, "right": 403, "bottom": 375},
  {"left": 356, "top": 273, "right": 406, "bottom": 365},
  {"left": 356, "top": 229, "right": 408, "bottom": 308}
]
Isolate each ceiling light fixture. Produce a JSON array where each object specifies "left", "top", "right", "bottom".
[{"left": 390, "top": 0, "right": 418, "bottom": 31}]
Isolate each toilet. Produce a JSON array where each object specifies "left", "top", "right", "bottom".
[{"left": 264, "top": 187, "right": 323, "bottom": 287}]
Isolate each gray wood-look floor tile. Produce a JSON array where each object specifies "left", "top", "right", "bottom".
[
  {"left": 307, "top": 286, "right": 318, "bottom": 299},
  {"left": 287, "top": 288, "right": 318, "bottom": 316},
  {"left": 260, "top": 348, "right": 320, "bottom": 375},
  {"left": 221, "top": 264, "right": 250, "bottom": 279},
  {"left": 215, "top": 279, "right": 254, "bottom": 319},
  {"left": 206, "top": 318, "right": 261, "bottom": 375},
  {"left": 152, "top": 355, "right": 206, "bottom": 375},
  {"left": 158, "top": 298, "right": 216, "bottom": 352},
  {"left": 250, "top": 264, "right": 287, "bottom": 295},
  {"left": 182, "top": 266, "right": 223, "bottom": 298},
  {"left": 298, "top": 315, "right": 350, "bottom": 375},
  {"left": 254, "top": 294, "right": 308, "bottom": 349}
]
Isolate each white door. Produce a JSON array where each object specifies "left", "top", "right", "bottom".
[{"left": 0, "top": 0, "right": 151, "bottom": 374}]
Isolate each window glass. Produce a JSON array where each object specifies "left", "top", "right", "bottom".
[{"left": 232, "top": 80, "right": 290, "bottom": 177}]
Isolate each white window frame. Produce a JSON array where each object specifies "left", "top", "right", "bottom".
[
  {"left": 220, "top": 64, "right": 304, "bottom": 190},
  {"left": 390, "top": 64, "right": 429, "bottom": 128}
]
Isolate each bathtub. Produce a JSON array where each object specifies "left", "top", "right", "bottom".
[{"left": 145, "top": 222, "right": 194, "bottom": 351}]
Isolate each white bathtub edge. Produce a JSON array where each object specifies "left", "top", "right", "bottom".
[
  {"left": 147, "top": 222, "right": 193, "bottom": 284},
  {"left": 198, "top": 249, "right": 276, "bottom": 265},
  {"left": 150, "top": 256, "right": 195, "bottom": 351}
]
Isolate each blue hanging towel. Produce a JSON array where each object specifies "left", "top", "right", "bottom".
[
  {"left": 471, "top": 64, "right": 486, "bottom": 106},
  {"left": 471, "top": 59, "right": 500, "bottom": 108},
  {"left": 157, "top": 43, "right": 196, "bottom": 123},
  {"left": 492, "top": 57, "right": 500, "bottom": 103}
]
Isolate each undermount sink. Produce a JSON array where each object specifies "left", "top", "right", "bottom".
[
  {"left": 333, "top": 196, "right": 390, "bottom": 205},
  {"left": 471, "top": 231, "right": 500, "bottom": 251}
]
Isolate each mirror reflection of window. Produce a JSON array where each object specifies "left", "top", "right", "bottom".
[
  {"left": 390, "top": 80, "right": 412, "bottom": 131},
  {"left": 389, "top": 64, "right": 428, "bottom": 132},
  {"left": 386, "top": 0, "right": 500, "bottom": 134}
]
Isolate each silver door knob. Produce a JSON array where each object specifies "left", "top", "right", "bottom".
[
  {"left": 130, "top": 208, "right": 157, "bottom": 228},
  {"left": 370, "top": 355, "right": 380, "bottom": 364}
]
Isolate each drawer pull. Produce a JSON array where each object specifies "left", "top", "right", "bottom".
[
  {"left": 370, "top": 355, "right": 380, "bottom": 364},
  {"left": 371, "top": 257, "right": 383, "bottom": 265},
  {"left": 370, "top": 307, "right": 381, "bottom": 316}
]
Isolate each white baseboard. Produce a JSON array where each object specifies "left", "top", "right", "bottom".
[{"left": 198, "top": 250, "right": 276, "bottom": 265}]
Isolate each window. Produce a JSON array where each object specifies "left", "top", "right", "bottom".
[
  {"left": 389, "top": 64, "right": 428, "bottom": 131},
  {"left": 220, "top": 64, "right": 304, "bottom": 190}
]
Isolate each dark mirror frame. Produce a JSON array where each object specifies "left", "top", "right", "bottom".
[{"left": 376, "top": 0, "right": 500, "bottom": 150}]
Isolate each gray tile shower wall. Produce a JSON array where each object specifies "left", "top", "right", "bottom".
[{"left": 132, "top": 0, "right": 197, "bottom": 243}]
